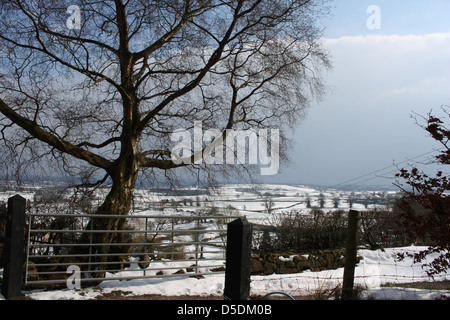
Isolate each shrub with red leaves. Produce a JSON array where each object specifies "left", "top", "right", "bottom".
[{"left": 395, "top": 107, "right": 450, "bottom": 276}]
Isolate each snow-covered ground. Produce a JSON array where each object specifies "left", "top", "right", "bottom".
[
  {"left": 7, "top": 246, "right": 448, "bottom": 300},
  {"left": 1, "top": 183, "right": 448, "bottom": 300}
]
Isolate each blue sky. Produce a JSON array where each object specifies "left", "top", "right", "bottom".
[
  {"left": 262, "top": 1, "right": 450, "bottom": 189},
  {"left": 322, "top": 0, "right": 450, "bottom": 38}
]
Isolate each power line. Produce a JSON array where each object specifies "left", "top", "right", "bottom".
[{"left": 330, "top": 150, "right": 440, "bottom": 189}]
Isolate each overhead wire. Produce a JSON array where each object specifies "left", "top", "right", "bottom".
[{"left": 329, "top": 149, "right": 441, "bottom": 189}]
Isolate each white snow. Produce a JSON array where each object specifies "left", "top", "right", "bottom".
[
  {"left": 7, "top": 246, "right": 448, "bottom": 300},
  {"left": 1, "top": 184, "right": 448, "bottom": 300}
]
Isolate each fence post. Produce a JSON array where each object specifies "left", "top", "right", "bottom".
[
  {"left": 342, "top": 209, "right": 360, "bottom": 300},
  {"left": 224, "top": 217, "right": 252, "bottom": 300},
  {"left": 1, "top": 195, "right": 27, "bottom": 299}
]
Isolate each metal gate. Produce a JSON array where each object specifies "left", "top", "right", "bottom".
[{"left": 25, "top": 212, "right": 240, "bottom": 287}]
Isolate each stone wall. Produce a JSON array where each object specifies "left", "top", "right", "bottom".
[{"left": 251, "top": 249, "right": 361, "bottom": 275}]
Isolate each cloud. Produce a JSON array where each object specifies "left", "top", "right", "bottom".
[
  {"left": 391, "top": 77, "right": 450, "bottom": 96},
  {"left": 265, "top": 33, "right": 450, "bottom": 186}
]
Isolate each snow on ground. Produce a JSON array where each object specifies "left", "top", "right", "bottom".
[
  {"left": 2, "top": 184, "right": 447, "bottom": 300},
  {"left": 11, "top": 246, "right": 449, "bottom": 300}
]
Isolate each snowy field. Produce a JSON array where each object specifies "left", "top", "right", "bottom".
[{"left": 1, "top": 183, "right": 449, "bottom": 300}]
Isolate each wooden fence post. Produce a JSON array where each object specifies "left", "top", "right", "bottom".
[
  {"left": 1, "top": 195, "right": 27, "bottom": 299},
  {"left": 224, "top": 217, "right": 253, "bottom": 300},
  {"left": 342, "top": 209, "right": 360, "bottom": 300}
]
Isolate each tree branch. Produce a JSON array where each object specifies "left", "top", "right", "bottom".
[
  {"left": 76, "top": 137, "right": 121, "bottom": 149},
  {"left": 0, "top": 98, "right": 113, "bottom": 171},
  {"left": 135, "top": 1, "right": 245, "bottom": 135},
  {"left": 132, "top": 1, "right": 212, "bottom": 63},
  {"left": 139, "top": 156, "right": 189, "bottom": 170}
]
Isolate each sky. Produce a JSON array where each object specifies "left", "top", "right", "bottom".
[{"left": 261, "top": 0, "right": 450, "bottom": 189}]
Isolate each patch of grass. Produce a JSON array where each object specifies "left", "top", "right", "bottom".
[
  {"left": 97, "top": 289, "right": 134, "bottom": 299},
  {"left": 381, "top": 280, "right": 450, "bottom": 291}
]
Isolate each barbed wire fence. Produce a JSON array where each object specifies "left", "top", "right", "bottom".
[
  {"left": 248, "top": 207, "right": 450, "bottom": 300},
  {"left": 250, "top": 253, "right": 450, "bottom": 300}
]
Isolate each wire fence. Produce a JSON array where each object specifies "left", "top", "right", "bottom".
[{"left": 249, "top": 247, "right": 450, "bottom": 300}]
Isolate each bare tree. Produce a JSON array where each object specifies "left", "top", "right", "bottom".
[
  {"left": 0, "top": 0, "right": 331, "bottom": 263},
  {"left": 263, "top": 195, "right": 275, "bottom": 214}
]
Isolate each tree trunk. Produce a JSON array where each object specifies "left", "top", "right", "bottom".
[{"left": 79, "top": 149, "right": 140, "bottom": 278}]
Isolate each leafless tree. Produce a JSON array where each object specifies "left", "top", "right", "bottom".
[{"left": 0, "top": 0, "right": 331, "bottom": 264}]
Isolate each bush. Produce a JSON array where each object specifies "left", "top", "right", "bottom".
[
  {"left": 260, "top": 209, "right": 348, "bottom": 253},
  {"left": 256, "top": 207, "right": 409, "bottom": 254},
  {"left": 394, "top": 108, "right": 450, "bottom": 276},
  {"left": 359, "top": 208, "right": 406, "bottom": 250}
]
